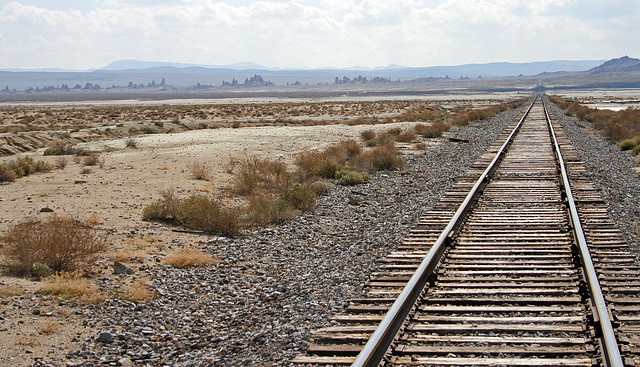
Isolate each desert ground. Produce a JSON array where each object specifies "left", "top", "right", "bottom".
[{"left": 0, "top": 91, "right": 636, "bottom": 366}]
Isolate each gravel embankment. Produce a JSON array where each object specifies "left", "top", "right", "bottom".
[
  {"left": 56, "top": 105, "right": 526, "bottom": 367},
  {"left": 547, "top": 99, "right": 640, "bottom": 256}
]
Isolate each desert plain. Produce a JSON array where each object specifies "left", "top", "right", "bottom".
[{"left": 0, "top": 90, "right": 638, "bottom": 366}]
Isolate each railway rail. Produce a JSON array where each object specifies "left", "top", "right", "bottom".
[{"left": 293, "top": 97, "right": 640, "bottom": 366}]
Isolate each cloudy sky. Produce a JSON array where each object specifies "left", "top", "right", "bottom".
[{"left": 0, "top": 0, "right": 638, "bottom": 70}]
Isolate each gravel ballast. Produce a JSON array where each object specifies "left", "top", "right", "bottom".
[{"left": 547, "top": 99, "right": 640, "bottom": 256}]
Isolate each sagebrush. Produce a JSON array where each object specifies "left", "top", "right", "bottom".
[{"left": 1, "top": 216, "right": 107, "bottom": 275}]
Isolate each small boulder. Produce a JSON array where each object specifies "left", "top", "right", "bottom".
[
  {"left": 96, "top": 331, "right": 114, "bottom": 344},
  {"left": 113, "top": 261, "right": 134, "bottom": 275}
]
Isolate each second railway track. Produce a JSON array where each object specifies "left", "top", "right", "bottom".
[{"left": 293, "top": 97, "right": 640, "bottom": 366}]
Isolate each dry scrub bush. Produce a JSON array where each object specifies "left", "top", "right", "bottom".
[
  {"left": 162, "top": 248, "right": 218, "bottom": 267},
  {"left": 337, "top": 170, "right": 370, "bottom": 186},
  {"left": 0, "top": 156, "right": 52, "bottom": 183},
  {"left": 54, "top": 156, "right": 68, "bottom": 169},
  {"left": 125, "top": 138, "right": 138, "bottom": 148},
  {"left": 395, "top": 130, "right": 416, "bottom": 143},
  {"left": 43, "top": 143, "right": 77, "bottom": 156},
  {"left": 343, "top": 116, "right": 376, "bottom": 126},
  {"left": 143, "top": 191, "right": 241, "bottom": 236},
  {"left": 83, "top": 154, "right": 99, "bottom": 166},
  {"left": 282, "top": 183, "right": 316, "bottom": 210},
  {"left": 176, "top": 195, "right": 240, "bottom": 235},
  {"left": 187, "top": 161, "right": 212, "bottom": 180},
  {"left": 245, "top": 196, "right": 295, "bottom": 225},
  {"left": 414, "top": 121, "right": 448, "bottom": 138},
  {"left": 352, "top": 144, "right": 404, "bottom": 173},
  {"left": 233, "top": 156, "right": 292, "bottom": 196},
  {"left": 1, "top": 216, "right": 107, "bottom": 275},
  {"left": 223, "top": 157, "right": 238, "bottom": 174},
  {"left": 296, "top": 140, "right": 361, "bottom": 179},
  {"left": 618, "top": 139, "right": 637, "bottom": 151},
  {"left": 360, "top": 129, "right": 376, "bottom": 141},
  {"left": 233, "top": 156, "right": 262, "bottom": 195}
]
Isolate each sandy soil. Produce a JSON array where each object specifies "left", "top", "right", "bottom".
[{"left": 0, "top": 117, "right": 423, "bottom": 366}]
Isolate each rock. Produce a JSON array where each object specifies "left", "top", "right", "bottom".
[
  {"left": 118, "top": 358, "right": 134, "bottom": 367},
  {"left": 113, "top": 261, "right": 134, "bottom": 275},
  {"left": 96, "top": 331, "right": 114, "bottom": 344},
  {"left": 39, "top": 207, "right": 54, "bottom": 213}
]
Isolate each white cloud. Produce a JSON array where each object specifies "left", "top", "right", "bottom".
[{"left": 0, "top": 0, "right": 638, "bottom": 69}]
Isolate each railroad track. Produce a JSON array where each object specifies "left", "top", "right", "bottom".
[{"left": 293, "top": 97, "right": 640, "bottom": 366}]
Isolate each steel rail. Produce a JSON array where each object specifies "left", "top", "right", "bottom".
[
  {"left": 351, "top": 97, "right": 537, "bottom": 367},
  {"left": 541, "top": 97, "right": 623, "bottom": 367}
]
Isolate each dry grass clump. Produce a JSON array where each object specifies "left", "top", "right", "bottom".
[
  {"left": 120, "top": 277, "right": 155, "bottom": 303},
  {"left": 162, "top": 248, "right": 218, "bottom": 267},
  {"left": 0, "top": 156, "right": 53, "bottom": 183},
  {"left": 40, "top": 270, "right": 99, "bottom": 301},
  {"left": 187, "top": 161, "right": 212, "bottom": 180},
  {"left": 15, "top": 335, "right": 39, "bottom": 346},
  {"left": 54, "top": 156, "right": 68, "bottom": 169},
  {"left": 0, "top": 285, "right": 24, "bottom": 298},
  {"left": 142, "top": 190, "right": 241, "bottom": 236},
  {"left": 83, "top": 154, "right": 100, "bottom": 166},
  {"left": 83, "top": 213, "right": 102, "bottom": 226},
  {"left": 38, "top": 320, "right": 61, "bottom": 335},
  {"left": 111, "top": 237, "right": 157, "bottom": 262},
  {"left": 1, "top": 216, "right": 107, "bottom": 275}
]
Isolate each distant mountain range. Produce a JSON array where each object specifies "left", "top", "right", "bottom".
[
  {"left": 96, "top": 59, "right": 605, "bottom": 78},
  {"left": 1, "top": 56, "right": 639, "bottom": 97},
  {"left": 2, "top": 58, "right": 606, "bottom": 77}
]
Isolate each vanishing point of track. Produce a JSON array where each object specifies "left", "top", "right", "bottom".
[{"left": 294, "top": 97, "right": 640, "bottom": 366}]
